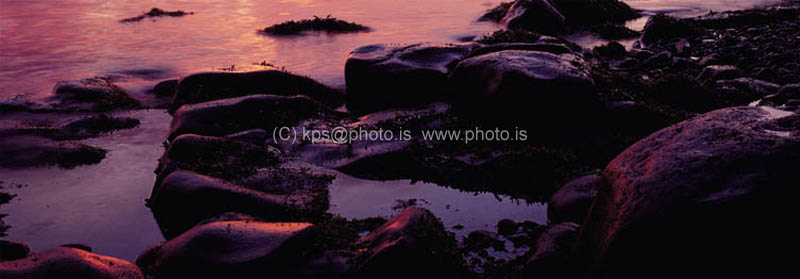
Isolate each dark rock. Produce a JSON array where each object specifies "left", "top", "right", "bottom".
[
  {"left": 468, "top": 42, "right": 575, "bottom": 58},
  {"left": 524, "top": 222, "right": 580, "bottom": 277},
  {"left": 0, "top": 135, "right": 106, "bottom": 169},
  {"left": 715, "top": 78, "right": 781, "bottom": 105},
  {"left": 344, "top": 42, "right": 478, "bottom": 114},
  {"left": 169, "top": 70, "right": 343, "bottom": 114},
  {"left": 497, "top": 219, "right": 519, "bottom": 235},
  {"left": 590, "top": 23, "right": 640, "bottom": 40},
  {"left": 350, "top": 208, "right": 470, "bottom": 278},
  {"left": 225, "top": 129, "right": 268, "bottom": 144},
  {"left": 0, "top": 240, "right": 29, "bottom": 262},
  {"left": 136, "top": 221, "right": 317, "bottom": 278},
  {"left": 628, "top": 49, "right": 653, "bottom": 61},
  {"left": 640, "top": 14, "right": 699, "bottom": 47},
  {"left": 697, "top": 65, "right": 741, "bottom": 83},
  {"left": 648, "top": 74, "right": 720, "bottom": 112},
  {"left": 609, "top": 58, "right": 640, "bottom": 71},
  {"left": 155, "top": 134, "right": 280, "bottom": 183},
  {"left": 1, "top": 114, "right": 139, "bottom": 141},
  {"left": 593, "top": 41, "right": 627, "bottom": 59},
  {"left": 260, "top": 15, "right": 370, "bottom": 35},
  {"left": 0, "top": 247, "right": 143, "bottom": 279},
  {"left": 501, "top": 0, "right": 566, "bottom": 34},
  {"left": 548, "top": 174, "right": 601, "bottom": 224},
  {"left": 48, "top": 77, "right": 142, "bottom": 112},
  {"left": 169, "top": 94, "right": 336, "bottom": 140},
  {"left": 699, "top": 53, "right": 720, "bottom": 66},
  {"left": 549, "top": 0, "right": 640, "bottom": 27},
  {"left": 465, "top": 230, "right": 505, "bottom": 252},
  {"left": 641, "top": 51, "right": 672, "bottom": 69},
  {"left": 148, "top": 170, "right": 324, "bottom": 239},
  {"left": 575, "top": 106, "right": 800, "bottom": 278},
  {"left": 150, "top": 79, "right": 178, "bottom": 97},
  {"left": 763, "top": 83, "right": 800, "bottom": 106},
  {"left": 478, "top": 1, "right": 514, "bottom": 22},
  {"left": 450, "top": 50, "right": 596, "bottom": 127}
]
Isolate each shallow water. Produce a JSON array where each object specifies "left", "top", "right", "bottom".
[
  {"left": 0, "top": 0, "right": 779, "bottom": 100},
  {"left": 0, "top": 109, "right": 169, "bottom": 260},
  {"left": 328, "top": 173, "right": 547, "bottom": 239}
]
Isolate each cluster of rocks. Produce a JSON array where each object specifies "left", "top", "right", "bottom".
[
  {"left": 481, "top": 0, "right": 641, "bottom": 38},
  {"left": 590, "top": 4, "right": 800, "bottom": 114},
  {"left": 3, "top": 1, "right": 799, "bottom": 278}
]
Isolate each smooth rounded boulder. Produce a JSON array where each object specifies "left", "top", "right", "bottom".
[
  {"left": 148, "top": 170, "right": 320, "bottom": 239},
  {"left": 575, "top": 106, "right": 800, "bottom": 278},
  {"left": 548, "top": 174, "right": 601, "bottom": 224},
  {"left": 450, "top": 50, "right": 596, "bottom": 127},
  {"left": 344, "top": 42, "right": 478, "bottom": 114},
  {"left": 169, "top": 70, "right": 343, "bottom": 113},
  {"left": 136, "top": 221, "right": 316, "bottom": 278},
  {"left": 169, "top": 94, "right": 337, "bottom": 140},
  {"left": 0, "top": 247, "right": 143, "bottom": 279}
]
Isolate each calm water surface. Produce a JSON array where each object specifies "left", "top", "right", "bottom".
[{"left": 0, "top": 0, "right": 779, "bottom": 100}]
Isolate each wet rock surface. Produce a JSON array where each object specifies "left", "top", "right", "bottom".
[
  {"left": 136, "top": 221, "right": 316, "bottom": 278},
  {"left": 345, "top": 42, "right": 479, "bottom": 114},
  {"left": 169, "top": 94, "right": 338, "bottom": 140},
  {"left": 0, "top": 247, "right": 143, "bottom": 279},
  {"left": 169, "top": 70, "right": 343, "bottom": 113},
  {"left": 485, "top": 0, "right": 639, "bottom": 36},
  {"left": 575, "top": 106, "right": 799, "bottom": 278}
]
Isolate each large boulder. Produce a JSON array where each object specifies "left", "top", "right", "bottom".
[
  {"left": 575, "top": 106, "right": 800, "bottom": 278},
  {"left": 136, "top": 221, "right": 317, "bottom": 278},
  {"left": 501, "top": 0, "right": 566, "bottom": 34},
  {"left": 344, "top": 42, "right": 478, "bottom": 114},
  {"left": 0, "top": 247, "right": 143, "bottom": 279},
  {"left": 450, "top": 50, "right": 596, "bottom": 128},
  {"left": 349, "top": 207, "right": 470, "bottom": 278},
  {"left": 524, "top": 222, "right": 581, "bottom": 277},
  {"left": 169, "top": 94, "right": 338, "bottom": 140},
  {"left": 169, "top": 70, "right": 343, "bottom": 113},
  {"left": 148, "top": 170, "right": 323, "bottom": 238},
  {"left": 548, "top": 174, "right": 601, "bottom": 224}
]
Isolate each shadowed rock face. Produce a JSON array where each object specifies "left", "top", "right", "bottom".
[
  {"left": 575, "top": 106, "right": 800, "bottom": 278},
  {"left": 169, "top": 70, "right": 343, "bottom": 114},
  {"left": 501, "top": 0, "right": 566, "bottom": 35},
  {"left": 345, "top": 42, "right": 479, "bottom": 114},
  {"left": 548, "top": 174, "right": 601, "bottom": 224},
  {"left": 136, "top": 221, "right": 316, "bottom": 278},
  {"left": 169, "top": 94, "right": 338, "bottom": 140},
  {"left": 450, "top": 50, "right": 596, "bottom": 128},
  {"left": 350, "top": 207, "right": 470, "bottom": 279},
  {"left": 524, "top": 222, "right": 580, "bottom": 278},
  {"left": 148, "top": 170, "right": 321, "bottom": 239},
  {"left": 0, "top": 247, "right": 143, "bottom": 279}
]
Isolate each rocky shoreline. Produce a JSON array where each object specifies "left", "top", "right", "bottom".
[{"left": 2, "top": 0, "right": 799, "bottom": 278}]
